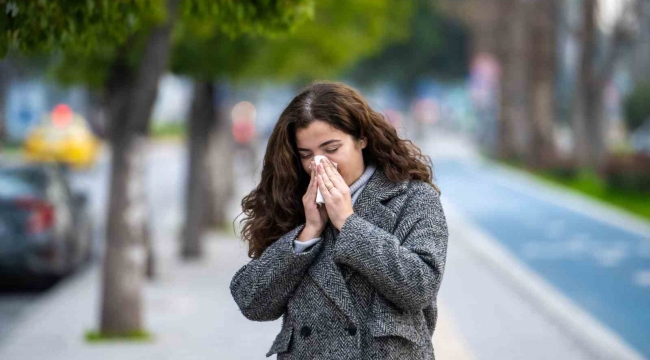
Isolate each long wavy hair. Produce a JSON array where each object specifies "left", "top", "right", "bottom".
[{"left": 236, "top": 81, "right": 440, "bottom": 259}]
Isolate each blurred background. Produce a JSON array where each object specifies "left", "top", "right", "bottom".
[{"left": 0, "top": 0, "right": 649, "bottom": 359}]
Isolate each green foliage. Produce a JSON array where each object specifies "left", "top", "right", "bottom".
[
  {"left": 173, "top": 0, "right": 411, "bottom": 81},
  {"left": 242, "top": 0, "right": 413, "bottom": 81},
  {"left": 48, "top": 0, "right": 319, "bottom": 86},
  {"left": 499, "top": 159, "right": 650, "bottom": 222},
  {"left": 346, "top": 0, "right": 469, "bottom": 95},
  {"left": 0, "top": 0, "right": 161, "bottom": 57},
  {"left": 48, "top": 35, "right": 147, "bottom": 89},
  {"left": 151, "top": 121, "right": 186, "bottom": 139},
  {"left": 624, "top": 82, "right": 650, "bottom": 132},
  {"left": 535, "top": 169, "right": 650, "bottom": 221},
  {"left": 182, "top": 0, "right": 315, "bottom": 38},
  {"left": 1, "top": 142, "right": 22, "bottom": 157},
  {"left": 170, "top": 25, "right": 260, "bottom": 81},
  {"left": 51, "top": 0, "right": 408, "bottom": 86},
  {"left": 601, "top": 153, "right": 650, "bottom": 194}
]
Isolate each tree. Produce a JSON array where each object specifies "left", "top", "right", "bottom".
[
  {"left": 0, "top": 1, "right": 156, "bottom": 56},
  {"left": 526, "top": 0, "right": 558, "bottom": 168},
  {"left": 95, "top": 0, "right": 318, "bottom": 337},
  {"left": 101, "top": 0, "right": 182, "bottom": 334},
  {"left": 440, "top": 0, "right": 560, "bottom": 168},
  {"left": 0, "top": 58, "right": 13, "bottom": 141},
  {"left": 0, "top": 1, "right": 152, "bottom": 142},
  {"left": 624, "top": 82, "right": 650, "bottom": 132},
  {"left": 439, "top": 0, "right": 525, "bottom": 159},
  {"left": 572, "top": 0, "right": 643, "bottom": 169},
  {"left": 496, "top": 0, "right": 528, "bottom": 161},
  {"left": 4, "top": 0, "right": 318, "bottom": 337}
]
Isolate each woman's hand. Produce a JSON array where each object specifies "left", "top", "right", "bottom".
[
  {"left": 300, "top": 160, "right": 329, "bottom": 241},
  {"left": 316, "top": 158, "right": 354, "bottom": 231}
]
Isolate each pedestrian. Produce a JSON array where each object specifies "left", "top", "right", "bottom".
[{"left": 230, "top": 81, "right": 449, "bottom": 359}]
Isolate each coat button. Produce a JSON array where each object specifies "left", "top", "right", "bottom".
[
  {"left": 347, "top": 326, "right": 357, "bottom": 336},
  {"left": 300, "top": 326, "right": 312, "bottom": 338}
]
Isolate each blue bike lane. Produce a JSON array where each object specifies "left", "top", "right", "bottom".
[{"left": 434, "top": 159, "right": 650, "bottom": 358}]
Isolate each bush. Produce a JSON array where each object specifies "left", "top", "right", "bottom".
[
  {"left": 600, "top": 153, "right": 650, "bottom": 194},
  {"left": 543, "top": 157, "right": 579, "bottom": 180},
  {"left": 525, "top": 155, "right": 579, "bottom": 179},
  {"left": 151, "top": 121, "right": 186, "bottom": 138},
  {"left": 624, "top": 82, "right": 650, "bottom": 132}
]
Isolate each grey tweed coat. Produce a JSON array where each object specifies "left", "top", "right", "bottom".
[{"left": 230, "top": 168, "right": 448, "bottom": 359}]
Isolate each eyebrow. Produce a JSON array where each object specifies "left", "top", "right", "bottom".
[{"left": 297, "top": 139, "right": 341, "bottom": 152}]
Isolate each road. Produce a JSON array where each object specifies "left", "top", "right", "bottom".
[{"left": 433, "top": 158, "right": 650, "bottom": 357}]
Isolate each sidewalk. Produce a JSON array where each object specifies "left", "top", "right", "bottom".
[{"left": 0, "top": 229, "right": 475, "bottom": 360}]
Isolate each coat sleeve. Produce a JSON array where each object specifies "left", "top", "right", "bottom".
[
  {"left": 230, "top": 224, "right": 324, "bottom": 321},
  {"left": 332, "top": 182, "right": 448, "bottom": 312}
]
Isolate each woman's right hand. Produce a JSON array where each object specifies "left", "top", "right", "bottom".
[{"left": 299, "top": 160, "right": 328, "bottom": 241}]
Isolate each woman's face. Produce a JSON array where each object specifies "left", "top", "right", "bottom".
[{"left": 295, "top": 120, "right": 367, "bottom": 186}]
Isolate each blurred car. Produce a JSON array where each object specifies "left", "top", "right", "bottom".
[
  {"left": 23, "top": 104, "right": 101, "bottom": 169},
  {"left": 0, "top": 163, "right": 93, "bottom": 279}
]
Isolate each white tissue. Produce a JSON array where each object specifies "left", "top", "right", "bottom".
[{"left": 312, "top": 155, "right": 337, "bottom": 205}]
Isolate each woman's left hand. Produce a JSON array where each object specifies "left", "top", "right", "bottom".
[{"left": 316, "top": 158, "right": 354, "bottom": 231}]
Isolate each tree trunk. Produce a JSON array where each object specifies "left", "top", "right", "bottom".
[
  {"left": 182, "top": 81, "right": 215, "bottom": 259},
  {"left": 572, "top": 0, "right": 602, "bottom": 169},
  {"left": 496, "top": 0, "right": 528, "bottom": 161},
  {"left": 584, "top": 0, "right": 639, "bottom": 167},
  {"left": 203, "top": 84, "right": 234, "bottom": 232},
  {"left": 527, "top": 0, "right": 558, "bottom": 168},
  {"left": 0, "top": 60, "right": 12, "bottom": 142},
  {"left": 85, "top": 91, "right": 108, "bottom": 139},
  {"left": 99, "top": 0, "right": 180, "bottom": 335},
  {"left": 101, "top": 133, "right": 149, "bottom": 334},
  {"left": 143, "top": 215, "right": 156, "bottom": 280},
  {"left": 572, "top": 0, "right": 634, "bottom": 169}
]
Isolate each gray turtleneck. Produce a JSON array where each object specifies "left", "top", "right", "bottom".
[{"left": 294, "top": 163, "right": 377, "bottom": 253}]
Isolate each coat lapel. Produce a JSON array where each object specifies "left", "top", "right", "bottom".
[
  {"left": 308, "top": 223, "right": 359, "bottom": 325},
  {"left": 352, "top": 168, "right": 410, "bottom": 234},
  {"left": 307, "top": 168, "right": 410, "bottom": 326}
]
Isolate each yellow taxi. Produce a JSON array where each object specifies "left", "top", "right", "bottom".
[{"left": 23, "top": 104, "right": 101, "bottom": 169}]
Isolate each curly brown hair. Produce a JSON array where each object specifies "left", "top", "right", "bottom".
[{"left": 235, "top": 81, "right": 440, "bottom": 259}]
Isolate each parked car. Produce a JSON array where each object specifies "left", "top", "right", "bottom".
[
  {"left": 0, "top": 162, "right": 93, "bottom": 280},
  {"left": 23, "top": 104, "right": 101, "bottom": 169}
]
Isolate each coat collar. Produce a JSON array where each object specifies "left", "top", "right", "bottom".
[
  {"left": 352, "top": 168, "right": 410, "bottom": 230},
  {"left": 308, "top": 167, "right": 410, "bottom": 326}
]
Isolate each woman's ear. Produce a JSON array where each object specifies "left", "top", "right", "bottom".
[{"left": 359, "top": 138, "right": 367, "bottom": 149}]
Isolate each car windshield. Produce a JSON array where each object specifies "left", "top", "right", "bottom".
[{"left": 0, "top": 168, "right": 47, "bottom": 199}]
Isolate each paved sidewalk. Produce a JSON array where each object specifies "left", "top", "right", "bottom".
[{"left": 0, "top": 229, "right": 474, "bottom": 360}]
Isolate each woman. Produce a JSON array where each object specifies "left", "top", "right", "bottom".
[{"left": 230, "top": 81, "right": 448, "bottom": 360}]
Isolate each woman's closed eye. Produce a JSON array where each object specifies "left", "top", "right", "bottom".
[{"left": 300, "top": 148, "right": 339, "bottom": 159}]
